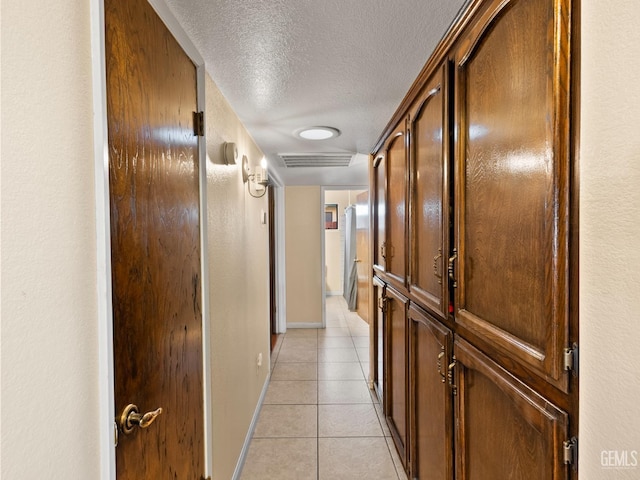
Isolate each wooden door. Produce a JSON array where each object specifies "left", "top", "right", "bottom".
[
  {"left": 355, "top": 190, "right": 370, "bottom": 323},
  {"left": 452, "top": 0, "right": 572, "bottom": 390},
  {"left": 385, "top": 128, "right": 409, "bottom": 291},
  {"left": 454, "top": 337, "right": 569, "bottom": 480},
  {"left": 409, "top": 63, "right": 450, "bottom": 321},
  {"left": 384, "top": 285, "right": 409, "bottom": 468},
  {"left": 106, "top": 0, "right": 204, "bottom": 477},
  {"left": 372, "top": 153, "right": 386, "bottom": 275},
  {"left": 408, "top": 305, "right": 453, "bottom": 480}
]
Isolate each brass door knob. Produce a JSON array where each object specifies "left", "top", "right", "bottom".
[{"left": 119, "top": 404, "right": 163, "bottom": 434}]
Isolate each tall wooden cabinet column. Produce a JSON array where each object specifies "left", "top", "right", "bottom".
[{"left": 369, "top": 0, "right": 578, "bottom": 478}]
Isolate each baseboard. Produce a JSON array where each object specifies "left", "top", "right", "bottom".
[
  {"left": 231, "top": 370, "right": 271, "bottom": 480},
  {"left": 287, "top": 322, "right": 324, "bottom": 329}
]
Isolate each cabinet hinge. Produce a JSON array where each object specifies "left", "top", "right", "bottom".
[
  {"left": 563, "top": 437, "right": 578, "bottom": 467},
  {"left": 193, "top": 111, "right": 205, "bottom": 137},
  {"left": 563, "top": 343, "right": 578, "bottom": 377}
]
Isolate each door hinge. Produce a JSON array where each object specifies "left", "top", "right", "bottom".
[
  {"left": 563, "top": 343, "right": 578, "bottom": 377},
  {"left": 563, "top": 437, "right": 578, "bottom": 468},
  {"left": 193, "top": 111, "right": 205, "bottom": 137}
]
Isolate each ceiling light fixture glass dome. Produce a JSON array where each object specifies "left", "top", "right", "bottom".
[{"left": 295, "top": 126, "right": 341, "bottom": 140}]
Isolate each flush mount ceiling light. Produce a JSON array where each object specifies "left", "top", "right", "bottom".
[{"left": 295, "top": 126, "right": 341, "bottom": 140}]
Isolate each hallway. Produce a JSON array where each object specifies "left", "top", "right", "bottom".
[{"left": 240, "top": 296, "right": 407, "bottom": 479}]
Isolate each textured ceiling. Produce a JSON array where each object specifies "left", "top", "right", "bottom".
[{"left": 165, "top": 0, "right": 468, "bottom": 185}]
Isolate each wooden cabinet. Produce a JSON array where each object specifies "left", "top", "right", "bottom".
[
  {"left": 454, "top": 338, "right": 570, "bottom": 480},
  {"left": 408, "top": 64, "right": 450, "bottom": 321},
  {"left": 370, "top": 0, "right": 577, "bottom": 478},
  {"left": 408, "top": 304, "right": 453, "bottom": 480},
  {"left": 384, "top": 285, "right": 409, "bottom": 468}
]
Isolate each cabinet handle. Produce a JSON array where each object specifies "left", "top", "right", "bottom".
[
  {"left": 437, "top": 348, "right": 446, "bottom": 383},
  {"left": 381, "top": 242, "right": 387, "bottom": 260},
  {"left": 433, "top": 249, "right": 443, "bottom": 284},
  {"left": 378, "top": 297, "right": 387, "bottom": 312},
  {"left": 447, "top": 356, "right": 457, "bottom": 395},
  {"left": 448, "top": 249, "right": 458, "bottom": 288}
]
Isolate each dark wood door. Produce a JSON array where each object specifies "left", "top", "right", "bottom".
[
  {"left": 409, "top": 63, "right": 450, "bottom": 320},
  {"left": 106, "top": 0, "right": 204, "bottom": 477},
  {"left": 355, "top": 190, "right": 370, "bottom": 323},
  {"left": 372, "top": 153, "right": 386, "bottom": 275},
  {"left": 408, "top": 305, "right": 453, "bottom": 480},
  {"left": 454, "top": 337, "right": 569, "bottom": 480},
  {"left": 452, "top": 0, "right": 572, "bottom": 391},
  {"left": 385, "top": 129, "right": 409, "bottom": 291},
  {"left": 384, "top": 285, "right": 409, "bottom": 468}
]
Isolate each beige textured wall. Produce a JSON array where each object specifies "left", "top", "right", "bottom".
[
  {"left": 285, "top": 186, "right": 323, "bottom": 326},
  {"left": 203, "top": 74, "right": 271, "bottom": 480},
  {"left": 580, "top": 1, "right": 640, "bottom": 477},
  {"left": 1, "top": 0, "right": 100, "bottom": 478}
]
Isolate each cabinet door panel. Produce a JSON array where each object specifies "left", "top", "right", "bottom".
[
  {"left": 453, "top": 0, "right": 571, "bottom": 389},
  {"left": 409, "top": 64, "right": 450, "bottom": 320},
  {"left": 409, "top": 305, "right": 453, "bottom": 480},
  {"left": 454, "top": 337, "right": 569, "bottom": 480},
  {"left": 373, "top": 276, "right": 386, "bottom": 404},
  {"left": 386, "top": 130, "right": 408, "bottom": 289},
  {"left": 385, "top": 286, "right": 409, "bottom": 467},
  {"left": 372, "top": 154, "right": 386, "bottom": 274}
]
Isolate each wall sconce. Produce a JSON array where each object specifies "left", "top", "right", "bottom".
[{"left": 242, "top": 155, "right": 268, "bottom": 198}]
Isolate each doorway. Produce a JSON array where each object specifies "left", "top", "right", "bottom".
[{"left": 322, "top": 187, "right": 369, "bottom": 325}]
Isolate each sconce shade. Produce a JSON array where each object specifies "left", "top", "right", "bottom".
[{"left": 224, "top": 142, "right": 238, "bottom": 165}]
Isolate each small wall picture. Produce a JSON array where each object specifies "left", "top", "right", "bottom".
[{"left": 325, "top": 204, "right": 338, "bottom": 229}]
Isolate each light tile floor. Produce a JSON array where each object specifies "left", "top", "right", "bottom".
[{"left": 240, "top": 296, "right": 408, "bottom": 480}]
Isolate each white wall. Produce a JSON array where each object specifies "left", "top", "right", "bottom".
[
  {"left": 1, "top": 0, "right": 100, "bottom": 478},
  {"left": 580, "top": 1, "right": 640, "bottom": 477}
]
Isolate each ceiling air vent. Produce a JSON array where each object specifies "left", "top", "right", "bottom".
[{"left": 279, "top": 153, "right": 353, "bottom": 168}]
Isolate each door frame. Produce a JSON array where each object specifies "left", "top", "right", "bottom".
[
  {"left": 266, "top": 169, "right": 287, "bottom": 335},
  {"left": 90, "top": 1, "right": 212, "bottom": 478}
]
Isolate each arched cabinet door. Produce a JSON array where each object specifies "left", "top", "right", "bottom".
[
  {"left": 371, "top": 153, "right": 387, "bottom": 276},
  {"left": 452, "top": 0, "right": 573, "bottom": 391},
  {"left": 385, "top": 127, "right": 409, "bottom": 291},
  {"left": 408, "top": 62, "right": 450, "bottom": 321}
]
